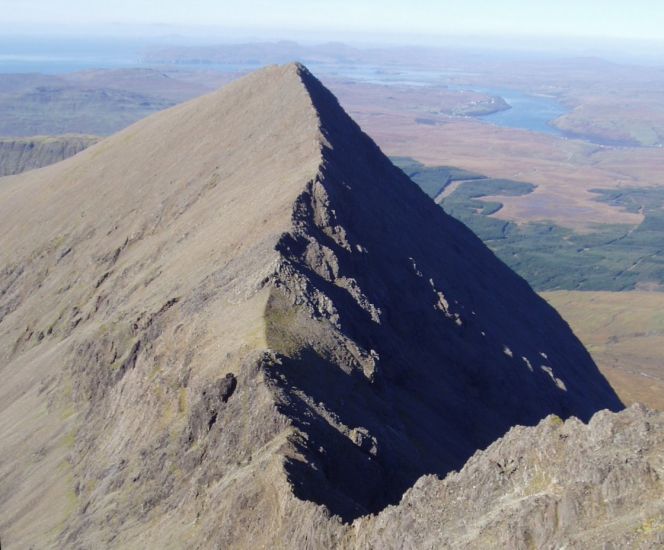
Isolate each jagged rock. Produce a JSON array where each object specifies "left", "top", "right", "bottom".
[
  {"left": 0, "top": 63, "right": 629, "bottom": 549},
  {"left": 187, "top": 373, "right": 238, "bottom": 440},
  {"left": 354, "top": 404, "right": 664, "bottom": 550}
]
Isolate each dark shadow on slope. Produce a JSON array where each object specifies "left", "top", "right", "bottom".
[{"left": 263, "top": 64, "right": 624, "bottom": 522}]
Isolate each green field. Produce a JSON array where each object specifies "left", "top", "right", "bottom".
[{"left": 394, "top": 158, "right": 664, "bottom": 291}]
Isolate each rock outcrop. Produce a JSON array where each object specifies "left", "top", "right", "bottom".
[
  {"left": 0, "top": 63, "right": 632, "bottom": 549},
  {"left": 355, "top": 404, "right": 664, "bottom": 549}
]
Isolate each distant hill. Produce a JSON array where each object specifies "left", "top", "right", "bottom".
[
  {"left": 0, "top": 69, "right": 234, "bottom": 136},
  {"left": 0, "top": 135, "right": 98, "bottom": 176}
]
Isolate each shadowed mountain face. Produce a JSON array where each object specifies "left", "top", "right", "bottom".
[
  {"left": 0, "top": 64, "right": 622, "bottom": 548},
  {"left": 263, "top": 66, "right": 623, "bottom": 518}
]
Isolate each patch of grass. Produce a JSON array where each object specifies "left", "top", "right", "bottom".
[
  {"left": 62, "top": 429, "right": 77, "bottom": 449},
  {"left": 178, "top": 388, "right": 188, "bottom": 414},
  {"left": 636, "top": 516, "right": 664, "bottom": 537},
  {"left": 525, "top": 470, "right": 552, "bottom": 495},
  {"left": 264, "top": 291, "right": 304, "bottom": 356},
  {"left": 111, "top": 338, "right": 138, "bottom": 370},
  {"left": 60, "top": 382, "right": 77, "bottom": 420},
  {"left": 548, "top": 415, "right": 564, "bottom": 427},
  {"left": 103, "top": 323, "right": 138, "bottom": 371}
]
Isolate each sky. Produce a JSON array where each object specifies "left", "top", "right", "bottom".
[{"left": 2, "top": 0, "right": 663, "bottom": 43}]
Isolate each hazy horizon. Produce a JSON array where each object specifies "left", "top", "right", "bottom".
[
  {"left": 1, "top": 33, "right": 663, "bottom": 69},
  {"left": 2, "top": 0, "right": 663, "bottom": 42}
]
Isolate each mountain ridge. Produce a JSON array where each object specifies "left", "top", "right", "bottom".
[{"left": 0, "top": 63, "right": 628, "bottom": 548}]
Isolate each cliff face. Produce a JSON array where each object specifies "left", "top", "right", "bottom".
[
  {"left": 0, "top": 63, "right": 630, "bottom": 549},
  {"left": 0, "top": 135, "right": 97, "bottom": 176}
]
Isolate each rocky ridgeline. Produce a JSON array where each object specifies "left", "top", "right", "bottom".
[{"left": 355, "top": 404, "right": 664, "bottom": 549}]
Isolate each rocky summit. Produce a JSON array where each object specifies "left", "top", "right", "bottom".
[{"left": 1, "top": 63, "right": 657, "bottom": 549}]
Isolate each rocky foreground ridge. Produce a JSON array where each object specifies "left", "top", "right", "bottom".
[
  {"left": 0, "top": 64, "right": 656, "bottom": 549},
  {"left": 356, "top": 404, "right": 664, "bottom": 549}
]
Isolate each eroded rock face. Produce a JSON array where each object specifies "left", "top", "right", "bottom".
[
  {"left": 0, "top": 63, "right": 630, "bottom": 549},
  {"left": 187, "top": 373, "right": 237, "bottom": 439}
]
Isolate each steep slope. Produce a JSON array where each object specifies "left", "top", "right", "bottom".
[
  {"left": 355, "top": 404, "right": 664, "bottom": 549},
  {"left": 0, "top": 63, "right": 622, "bottom": 548},
  {"left": 0, "top": 135, "right": 98, "bottom": 176}
]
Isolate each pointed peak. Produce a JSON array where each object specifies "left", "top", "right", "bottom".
[
  {"left": 286, "top": 61, "right": 310, "bottom": 73},
  {"left": 237, "top": 61, "right": 335, "bottom": 101},
  {"left": 271, "top": 61, "right": 312, "bottom": 77},
  {"left": 290, "top": 61, "right": 317, "bottom": 81},
  {"left": 235, "top": 61, "right": 313, "bottom": 84},
  {"left": 218, "top": 61, "right": 359, "bottom": 158},
  {"left": 215, "top": 62, "right": 328, "bottom": 118}
]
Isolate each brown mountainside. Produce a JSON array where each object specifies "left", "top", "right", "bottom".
[{"left": 0, "top": 64, "right": 640, "bottom": 549}]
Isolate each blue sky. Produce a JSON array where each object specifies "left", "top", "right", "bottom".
[{"left": 2, "top": 0, "right": 663, "bottom": 42}]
